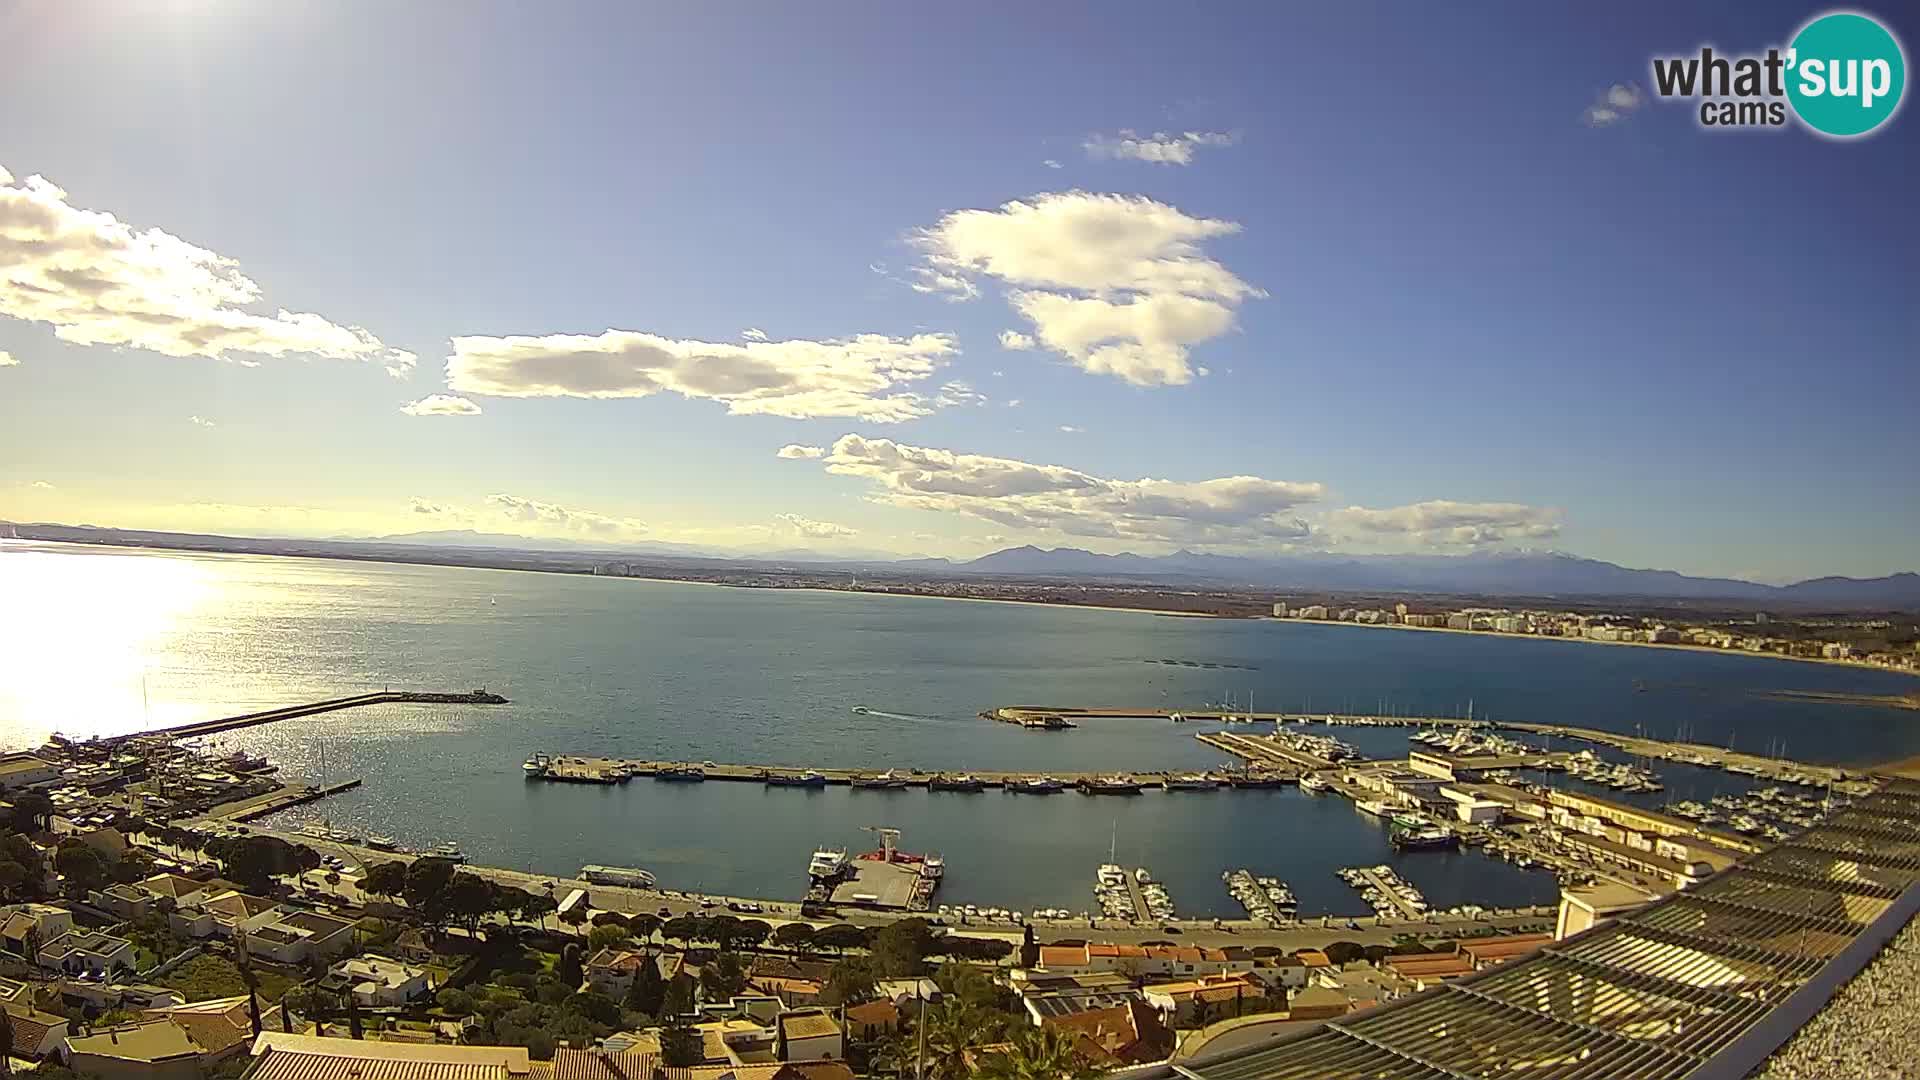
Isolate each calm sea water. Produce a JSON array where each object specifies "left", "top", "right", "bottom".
[{"left": 4, "top": 540, "right": 1916, "bottom": 916}]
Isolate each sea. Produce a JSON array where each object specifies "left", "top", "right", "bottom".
[{"left": 4, "top": 540, "right": 1916, "bottom": 918}]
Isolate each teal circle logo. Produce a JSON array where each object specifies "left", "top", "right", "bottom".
[{"left": 1787, "top": 12, "right": 1906, "bottom": 137}]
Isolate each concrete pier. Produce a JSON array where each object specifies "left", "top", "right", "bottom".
[{"left": 142, "top": 690, "right": 508, "bottom": 741}]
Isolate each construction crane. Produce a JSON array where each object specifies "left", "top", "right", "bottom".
[{"left": 862, "top": 825, "right": 901, "bottom": 863}]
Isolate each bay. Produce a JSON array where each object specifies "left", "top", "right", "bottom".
[{"left": 4, "top": 540, "right": 1915, "bottom": 917}]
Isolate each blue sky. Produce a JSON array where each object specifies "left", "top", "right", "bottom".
[{"left": 1, "top": 0, "right": 1914, "bottom": 581}]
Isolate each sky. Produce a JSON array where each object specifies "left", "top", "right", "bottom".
[{"left": 1, "top": 1, "right": 1915, "bottom": 582}]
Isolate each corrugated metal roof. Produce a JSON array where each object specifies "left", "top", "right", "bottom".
[{"left": 1182, "top": 776, "right": 1920, "bottom": 1080}]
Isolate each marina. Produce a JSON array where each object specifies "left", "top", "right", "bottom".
[{"left": 1339, "top": 864, "right": 1430, "bottom": 920}]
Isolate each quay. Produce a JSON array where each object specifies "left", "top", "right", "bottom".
[
  {"left": 520, "top": 755, "right": 1277, "bottom": 791},
  {"left": 206, "top": 778, "right": 364, "bottom": 822},
  {"left": 138, "top": 689, "right": 508, "bottom": 741},
  {"left": 1343, "top": 865, "right": 1427, "bottom": 920},
  {"left": 994, "top": 705, "right": 1865, "bottom": 789}
]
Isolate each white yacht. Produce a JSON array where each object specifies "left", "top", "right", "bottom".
[{"left": 809, "top": 846, "right": 850, "bottom": 879}]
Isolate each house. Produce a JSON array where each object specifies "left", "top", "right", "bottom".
[
  {"left": 139, "top": 996, "right": 283, "bottom": 1063},
  {"left": 245, "top": 1033, "right": 534, "bottom": 1080},
  {"left": 237, "top": 909, "right": 356, "bottom": 965},
  {"left": 168, "top": 891, "right": 279, "bottom": 940},
  {"left": 842, "top": 999, "right": 898, "bottom": 1041},
  {"left": 137, "top": 874, "right": 226, "bottom": 909},
  {"left": 1254, "top": 954, "right": 1309, "bottom": 989},
  {"left": 1283, "top": 985, "right": 1351, "bottom": 1022},
  {"left": 1457, "top": 932, "right": 1554, "bottom": 970},
  {"left": 0, "top": 753, "right": 59, "bottom": 790},
  {"left": 1139, "top": 974, "right": 1266, "bottom": 1027},
  {"left": 326, "top": 954, "right": 433, "bottom": 1007},
  {"left": 37, "top": 928, "right": 136, "bottom": 977},
  {"left": 4, "top": 1001, "right": 71, "bottom": 1059},
  {"left": 773, "top": 1009, "right": 843, "bottom": 1063},
  {"left": 61, "top": 981, "right": 187, "bottom": 1013},
  {"left": 92, "top": 883, "right": 158, "bottom": 921},
  {"left": 62, "top": 1019, "right": 205, "bottom": 1080},
  {"left": 1321, "top": 962, "right": 1415, "bottom": 1008},
  {"left": 1034, "top": 943, "right": 1245, "bottom": 979},
  {"left": 585, "top": 947, "right": 653, "bottom": 996},
  {"left": 1381, "top": 951, "right": 1476, "bottom": 989},
  {"left": 1, "top": 902, "right": 75, "bottom": 955},
  {"left": 1036, "top": 998, "right": 1171, "bottom": 1067}
]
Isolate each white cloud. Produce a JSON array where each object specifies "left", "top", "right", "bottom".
[
  {"left": 809, "top": 434, "right": 1322, "bottom": 548},
  {"left": 998, "top": 330, "right": 1035, "bottom": 351},
  {"left": 1584, "top": 83, "right": 1646, "bottom": 126},
  {"left": 935, "top": 380, "right": 987, "bottom": 408},
  {"left": 483, "top": 493, "right": 647, "bottom": 538},
  {"left": 776, "top": 443, "right": 826, "bottom": 460},
  {"left": 409, "top": 497, "right": 455, "bottom": 517},
  {"left": 774, "top": 512, "right": 857, "bottom": 539},
  {"left": 1083, "top": 130, "right": 1237, "bottom": 165},
  {"left": 1005, "top": 399, "right": 1022, "bottom": 408},
  {"left": 914, "top": 192, "right": 1261, "bottom": 386},
  {"left": 401, "top": 393, "right": 483, "bottom": 417},
  {"left": 742, "top": 327, "right": 768, "bottom": 342},
  {"left": 31, "top": 480, "right": 54, "bottom": 489},
  {"left": 188, "top": 415, "right": 215, "bottom": 428},
  {"left": 1058, "top": 425, "right": 1082, "bottom": 433},
  {"left": 1042, "top": 159, "right": 1063, "bottom": 170},
  {"left": 1327, "top": 500, "right": 1562, "bottom": 548},
  {"left": 445, "top": 329, "right": 956, "bottom": 422},
  {"left": 0, "top": 350, "right": 16, "bottom": 366},
  {"left": 0, "top": 166, "right": 414, "bottom": 374}
]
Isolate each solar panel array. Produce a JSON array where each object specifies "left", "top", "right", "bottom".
[{"left": 1183, "top": 778, "right": 1920, "bottom": 1080}]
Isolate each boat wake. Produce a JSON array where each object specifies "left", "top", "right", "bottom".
[{"left": 850, "top": 706, "right": 945, "bottom": 724}]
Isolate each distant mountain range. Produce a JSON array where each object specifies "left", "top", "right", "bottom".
[
  {"left": 9, "top": 522, "right": 1917, "bottom": 610},
  {"left": 942, "top": 546, "right": 1920, "bottom": 607}
]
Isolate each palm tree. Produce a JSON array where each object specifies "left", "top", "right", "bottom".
[
  {"left": 911, "top": 1000, "right": 1014, "bottom": 1080},
  {"left": 973, "top": 1026, "right": 1100, "bottom": 1080}
]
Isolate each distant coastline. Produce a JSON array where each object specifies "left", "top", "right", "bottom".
[{"left": 1263, "top": 615, "right": 1920, "bottom": 685}]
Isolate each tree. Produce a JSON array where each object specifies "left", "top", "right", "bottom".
[
  {"left": 558, "top": 904, "right": 589, "bottom": 932},
  {"left": 661, "top": 915, "right": 701, "bottom": 945},
  {"left": 699, "top": 951, "right": 747, "bottom": 1003},
  {"left": 659, "top": 1017, "right": 702, "bottom": 1068},
  {"left": 436, "top": 988, "right": 476, "bottom": 1015},
  {"left": 9, "top": 791, "right": 53, "bottom": 832},
  {"left": 975, "top": 1025, "right": 1100, "bottom": 1080},
  {"left": 870, "top": 918, "right": 939, "bottom": 978},
  {"left": 54, "top": 839, "right": 110, "bottom": 898},
  {"left": 562, "top": 990, "right": 622, "bottom": 1027},
  {"left": 623, "top": 953, "right": 665, "bottom": 1018},
  {"left": 590, "top": 911, "right": 629, "bottom": 928},
  {"left": 403, "top": 858, "right": 460, "bottom": 928},
  {"left": 0, "top": 861, "right": 28, "bottom": 901},
  {"left": 442, "top": 873, "right": 500, "bottom": 936},
  {"left": 935, "top": 961, "right": 1010, "bottom": 1012},
  {"left": 556, "top": 943, "right": 585, "bottom": 989},
  {"left": 361, "top": 860, "right": 408, "bottom": 900},
  {"left": 911, "top": 1000, "right": 1016, "bottom": 1080},
  {"left": 518, "top": 893, "right": 557, "bottom": 930},
  {"left": 733, "top": 919, "right": 772, "bottom": 951},
  {"left": 626, "top": 913, "right": 661, "bottom": 944},
  {"left": 587, "top": 924, "right": 630, "bottom": 953},
  {"left": 820, "top": 957, "right": 877, "bottom": 1006},
  {"left": 814, "top": 923, "right": 869, "bottom": 956},
  {"left": 1321, "top": 941, "right": 1367, "bottom": 966},
  {"left": 771, "top": 923, "right": 815, "bottom": 954},
  {"left": 701, "top": 915, "right": 744, "bottom": 951}
]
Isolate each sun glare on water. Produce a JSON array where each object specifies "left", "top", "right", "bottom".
[{"left": 0, "top": 546, "right": 217, "bottom": 746}]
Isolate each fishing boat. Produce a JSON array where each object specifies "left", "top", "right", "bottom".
[
  {"left": 522, "top": 754, "right": 550, "bottom": 778},
  {"left": 366, "top": 835, "right": 399, "bottom": 852},
  {"left": 1164, "top": 773, "right": 1220, "bottom": 790},
  {"left": 1079, "top": 774, "right": 1144, "bottom": 795},
  {"left": 929, "top": 773, "right": 985, "bottom": 791},
  {"left": 808, "top": 846, "right": 850, "bottom": 880},
  {"left": 1008, "top": 776, "right": 1066, "bottom": 794},
  {"left": 655, "top": 764, "right": 707, "bottom": 781},
  {"left": 851, "top": 769, "right": 910, "bottom": 789},
  {"left": 765, "top": 770, "right": 828, "bottom": 787}
]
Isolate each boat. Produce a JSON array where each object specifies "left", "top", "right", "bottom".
[
  {"left": 580, "top": 864, "right": 658, "bottom": 889},
  {"left": 522, "top": 754, "right": 550, "bottom": 777},
  {"left": 850, "top": 706, "right": 872, "bottom": 715},
  {"left": 1164, "top": 773, "right": 1220, "bottom": 790},
  {"left": 1228, "top": 772, "right": 1290, "bottom": 788},
  {"left": 1391, "top": 823, "right": 1460, "bottom": 850},
  {"left": 929, "top": 773, "right": 985, "bottom": 791},
  {"left": 366, "top": 835, "right": 399, "bottom": 852},
  {"left": 1079, "top": 774, "right": 1144, "bottom": 795},
  {"left": 1299, "top": 773, "right": 1331, "bottom": 793},
  {"left": 765, "top": 770, "right": 828, "bottom": 787},
  {"left": 431, "top": 842, "right": 467, "bottom": 863},
  {"left": 1096, "top": 862, "right": 1127, "bottom": 888},
  {"left": 852, "top": 769, "right": 910, "bottom": 789},
  {"left": 920, "top": 854, "right": 944, "bottom": 878},
  {"left": 1008, "top": 776, "right": 1065, "bottom": 793},
  {"left": 655, "top": 764, "right": 707, "bottom": 781},
  {"left": 808, "top": 846, "right": 850, "bottom": 879}
]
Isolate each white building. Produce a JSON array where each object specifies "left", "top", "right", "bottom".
[
  {"left": 329, "top": 954, "right": 434, "bottom": 1007},
  {"left": 37, "top": 929, "right": 136, "bottom": 977}
]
